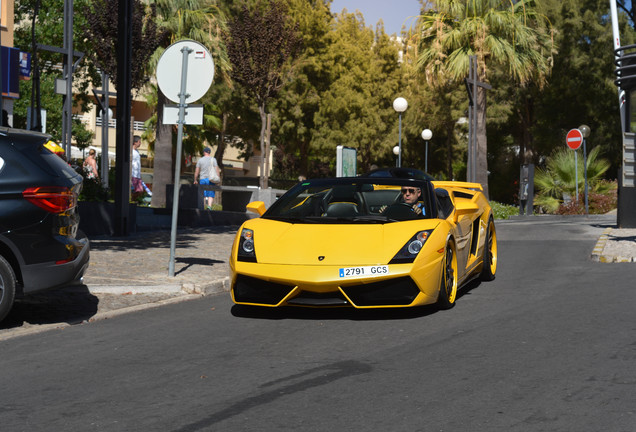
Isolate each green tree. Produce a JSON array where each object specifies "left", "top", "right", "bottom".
[
  {"left": 312, "top": 10, "right": 405, "bottom": 173},
  {"left": 83, "top": 0, "right": 165, "bottom": 91},
  {"left": 13, "top": 75, "right": 94, "bottom": 150},
  {"left": 14, "top": 0, "right": 96, "bottom": 141},
  {"left": 270, "top": 0, "right": 334, "bottom": 179},
  {"left": 202, "top": 82, "right": 261, "bottom": 181},
  {"left": 14, "top": 0, "right": 95, "bottom": 83},
  {"left": 226, "top": 0, "right": 302, "bottom": 188},
  {"left": 401, "top": 75, "right": 467, "bottom": 180},
  {"left": 531, "top": 0, "right": 636, "bottom": 176},
  {"left": 416, "top": 0, "right": 555, "bottom": 196}
]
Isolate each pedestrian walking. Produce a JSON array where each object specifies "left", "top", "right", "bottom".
[
  {"left": 194, "top": 147, "right": 221, "bottom": 209},
  {"left": 131, "top": 136, "right": 144, "bottom": 200},
  {"left": 83, "top": 148, "right": 99, "bottom": 181}
]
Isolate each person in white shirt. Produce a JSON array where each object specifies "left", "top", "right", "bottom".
[{"left": 131, "top": 136, "right": 143, "bottom": 199}]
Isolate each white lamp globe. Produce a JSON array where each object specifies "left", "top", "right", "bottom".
[
  {"left": 99, "top": 108, "right": 114, "bottom": 119},
  {"left": 421, "top": 129, "right": 432, "bottom": 140},
  {"left": 393, "top": 145, "right": 400, "bottom": 155},
  {"left": 393, "top": 97, "right": 408, "bottom": 113}
]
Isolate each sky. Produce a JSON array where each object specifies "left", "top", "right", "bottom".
[{"left": 330, "top": 0, "right": 422, "bottom": 35}]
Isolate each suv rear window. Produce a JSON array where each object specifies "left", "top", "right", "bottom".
[
  {"left": 39, "top": 149, "right": 78, "bottom": 179},
  {"left": 14, "top": 142, "right": 68, "bottom": 178}
]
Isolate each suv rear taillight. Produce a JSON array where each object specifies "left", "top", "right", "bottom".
[{"left": 23, "top": 186, "right": 77, "bottom": 213}]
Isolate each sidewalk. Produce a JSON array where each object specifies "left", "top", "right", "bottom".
[
  {"left": 83, "top": 226, "right": 239, "bottom": 315},
  {"left": 85, "top": 227, "right": 237, "bottom": 295},
  {"left": 591, "top": 226, "right": 636, "bottom": 262}
]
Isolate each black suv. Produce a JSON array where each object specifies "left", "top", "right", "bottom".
[{"left": 0, "top": 128, "right": 90, "bottom": 322}]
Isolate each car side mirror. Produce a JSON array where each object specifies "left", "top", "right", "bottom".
[{"left": 246, "top": 201, "right": 266, "bottom": 216}]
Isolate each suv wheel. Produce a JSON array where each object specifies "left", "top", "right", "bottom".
[{"left": 0, "top": 256, "right": 16, "bottom": 322}]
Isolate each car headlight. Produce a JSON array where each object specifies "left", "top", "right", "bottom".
[
  {"left": 237, "top": 228, "right": 257, "bottom": 262},
  {"left": 389, "top": 230, "right": 432, "bottom": 264}
]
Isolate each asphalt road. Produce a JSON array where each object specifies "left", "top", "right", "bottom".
[{"left": 2, "top": 215, "right": 636, "bottom": 432}]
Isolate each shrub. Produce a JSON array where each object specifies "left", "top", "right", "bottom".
[
  {"left": 534, "top": 146, "right": 611, "bottom": 213},
  {"left": 556, "top": 180, "right": 617, "bottom": 215},
  {"left": 491, "top": 201, "right": 519, "bottom": 219}
]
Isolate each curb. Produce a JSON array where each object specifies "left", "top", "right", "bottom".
[
  {"left": 87, "top": 285, "right": 183, "bottom": 295},
  {"left": 182, "top": 276, "right": 230, "bottom": 296},
  {"left": 86, "top": 276, "right": 230, "bottom": 296},
  {"left": 591, "top": 228, "right": 612, "bottom": 262},
  {"left": 87, "top": 293, "right": 204, "bottom": 322}
]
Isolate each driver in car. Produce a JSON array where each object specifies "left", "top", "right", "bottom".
[
  {"left": 400, "top": 186, "right": 425, "bottom": 215},
  {"left": 379, "top": 187, "right": 425, "bottom": 216}
]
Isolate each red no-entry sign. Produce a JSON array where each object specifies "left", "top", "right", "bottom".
[{"left": 566, "top": 128, "right": 583, "bottom": 150}]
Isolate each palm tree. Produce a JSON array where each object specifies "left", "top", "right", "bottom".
[
  {"left": 534, "top": 146, "right": 611, "bottom": 213},
  {"left": 149, "top": 0, "right": 229, "bottom": 208},
  {"left": 416, "top": 0, "right": 554, "bottom": 196}
]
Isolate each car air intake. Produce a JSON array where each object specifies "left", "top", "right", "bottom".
[
  {"left": 342, "top": 276, "right": 420, "bottom": 306},
  {"left": 233, "top": 275, "right": 295, "bottom": 305}
]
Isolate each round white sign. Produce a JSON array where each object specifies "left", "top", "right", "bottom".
[{"left": 156, "top": 40, "right": 215, "bottom": 104}]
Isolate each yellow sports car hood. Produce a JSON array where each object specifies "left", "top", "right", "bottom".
[{"left": 242, "top": 218, "right": 441, "bottom": 266}]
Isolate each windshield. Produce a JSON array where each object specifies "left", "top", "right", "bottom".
[{"left": 264, "top": 178, "right": 434, "bottom": 223}]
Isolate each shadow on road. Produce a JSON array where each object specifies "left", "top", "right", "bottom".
[
  {"left": 0, "top": 286, "right": 99, "bottom": 330},
  {"left": 230, "top": 303, "right": 440, "bottom": 321}
]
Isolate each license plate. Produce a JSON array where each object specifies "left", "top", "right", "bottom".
[{"left": 339, "top": 265, "right": 389, "bottom": 278}]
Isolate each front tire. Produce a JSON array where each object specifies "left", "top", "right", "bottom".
[
  {"left": 480, "top": 217, "right": 497, "bottom": 281},
  {"left": 437, "top": 240, "right": 458, "bottom": 310},
  {"left": 0, "top": 255, "right": 17, "bottom": 323}
]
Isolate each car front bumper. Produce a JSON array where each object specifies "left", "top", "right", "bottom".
[{"left": 230, "top": 259, "right": 441, "bottom": 308}]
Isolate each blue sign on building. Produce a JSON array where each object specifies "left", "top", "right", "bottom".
[{"left": 1, "top": 46, "right": 22, "bottom": 99}]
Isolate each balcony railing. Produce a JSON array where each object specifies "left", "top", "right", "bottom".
[{"left": 73, "top": 114, "right": 147, "bottom": 131}]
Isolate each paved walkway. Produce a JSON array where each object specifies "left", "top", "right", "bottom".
[
  {"left": 85, "top": 227, "right": 236, "bottom": 292},
  {"left": 591, "top": 227, "right": 636, "bottom": 262}
]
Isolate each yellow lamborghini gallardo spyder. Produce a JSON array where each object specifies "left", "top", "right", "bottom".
[{"left": 230, "top": 176, "right": 497, "bottom": 310}]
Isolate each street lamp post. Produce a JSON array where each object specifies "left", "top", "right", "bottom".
[
  {"left": 579, "top": 124, "right": 591, "bottom": 215},
  {"left": 421, "top": 129, "right": 432, "bottom": 173},
  {"left": 393, "top": 97, "right": 408, "bottom": 167},
  {"left": 393, "top": 145, "right": 400, "bottom": 167}
]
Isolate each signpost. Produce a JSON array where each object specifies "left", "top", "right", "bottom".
[
  {"left": 156, "top": 40, "right": 214, "bottom": 277},
  {"left": 566, "top": 128, "right": 583, "bottom": 150},
  {"left": 566, "top": 128, "right": 583, "bottom": 202}
]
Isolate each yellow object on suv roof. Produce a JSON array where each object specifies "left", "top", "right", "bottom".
[{"left": 44, "top": 140, "right": 65, "bottom": 155}]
